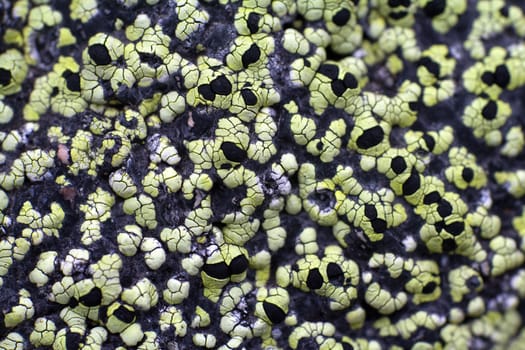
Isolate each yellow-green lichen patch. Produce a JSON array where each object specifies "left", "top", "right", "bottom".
[{"left": 1, "top": 0, "right": 525, "bottom": 348}]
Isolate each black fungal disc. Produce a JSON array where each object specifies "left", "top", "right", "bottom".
[
  {"left": 333, "top": 8, "right": 351, "bottom": 26},
  {"left": 402, "top": 170, "right": 420, "bottom": 196},
  {"left": 247, "top": 12, "right": 261, "bottom": 34},
  {"left": 306, "top": 268, "right": 324, "bottom": 289},
  {"left": 419, "top": 57, "right": 441, "bottom": 76},
  {"left": 242, "top": 43, "right": 261, "bottom": 68},
  {"left": 0, "top": 68, "right": 11, "bottom": 85},
  {"left": 263, "top": 301, "right": 286, "bottom": 323},
  {"left": 424, "top": 191, "right": 441, "bottom": 204},
  {"left": 198, "top": 84, "right": 216, "bottom": 101},
  {"left": 241, "top": 89, "right": 258, "bottom": 105},
  {"left": 494, "top": 64, "right": 510, "bottom": 88},
  {"left": 79, "top": 287, "right": 103, "bottom": 307},
  {"left": 462, "top": 167, "right": 474, "bottom": 182},
  {"left": 391, "top": 156, "right": 407, "bottom": 174},
  {"left": 88, "top": 44, "right": 112, "bottom": 65},
  {"left": 343, "top": 73, "right": 358, "bottom": 89},
  {"left": 221, "top": 141, "right": 247, "bottom": 162},
  {"left": 113, "top": 306, "right": 135, "bottom": 323},
  {"left": 422, "top": 281, "right": 437, "bottom": 293},
  {"left": 356, "top": 125, "right": 384, "bottom": 149},
  {"left": 437, "top": 200, "right": 453, "bottom": 217},
  {"left": 211, "top": 75, "right": 232, "bottom": 95},
  {"left": 423, "top": 0, "right": 446, "bottom": 17},
  {"left": 63, "top": 70, "right": 81, "bottom": 92},
  {"left": 482, "top": 100, "right": 497, "bottom": 120},
  {"left": 326, "top": 262, "right": 345, "bottom": 285},
  {"left": 229, "top": 254, "right": 249, "bottom": 275},
  {"left": 203, "top": 261, "right": 230, "bottom": 279},
  {"left": 318, "top": 64, "right": 339, "bottom": 79}
]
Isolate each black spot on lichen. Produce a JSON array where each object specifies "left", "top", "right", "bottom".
[
  {"left": 241, "top": 89, "right": 258, "bottom": 105},
  {"left": 242, "top": 43, "right": 261, "bottom": 68},
  {"left": 333, "top": 9, "right": 351, "bottom": 26},
  {"left": 63, "top": 70, "right": 81, "bottom": 92},
  {"left": 423, "top": 0, "right": 446, "bottom": 17},
  {"left": 113, "top": 306, "right": 135, "bottom": 323},
  {"left": 229, "top": 254, "right": 249, "bottom": 275},
  {"left": 79, "top": 287, "right": 103, "bottom": 307},
  {"left": 221, "top": 141, "right": 247, "bottom": 162},
  {"left": 402, "top": 170, "right": 420, "bottom": 196},
  {"left": 247, "top": 12, "right": 261, "bottom": 34},
  {"left": 318, "top": 64, "right": 339, "bottom": 80},
  {"left": 482, "top": 100, "right": 497, "bottom": 120},
  {"left": 356, "top": 126, "right": 384, "bottom": 149},
  {"left": 198, "top": 84, "right": 216, "bottom": 101},
  {"left": 306, "top": 268, "right": 324, "bottom": 289},
  {"left": 462, "top": 167, "right": 474, "bottom": 182},
  {"left": 263, "top": 301, "right": 286, "bottom": 323},
  {"left": 88, "top": 44, "right": 112, "bottom": 65},
  {"left": 0, "top": 68, "right": 11, "bottom": 86},
  {"left": 391, "top": 156, "right": 407, "bottom": 174},
  {"left": 211, "top": 75, "right": 232, "bottom": 95},
  {"left": 203, "top": 262, "right": 230, "bottom": 279}
]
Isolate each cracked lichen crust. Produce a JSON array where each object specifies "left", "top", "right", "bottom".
[{"left": 1, "top": 0, "right": 525, "bottom": 349}]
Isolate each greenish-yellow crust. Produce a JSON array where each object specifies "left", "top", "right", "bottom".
[{"left": 1, "top": 0, "right": 525, "bottom": 349}]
